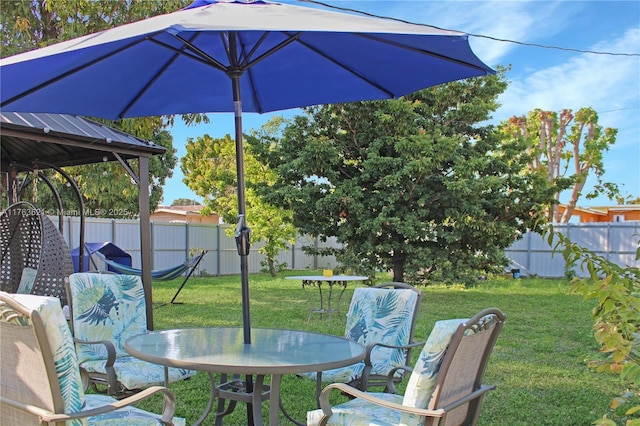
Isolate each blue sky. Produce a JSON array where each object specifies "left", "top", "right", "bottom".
[{"left": 163, "top": 0, "right": 640, "bottom": 206}]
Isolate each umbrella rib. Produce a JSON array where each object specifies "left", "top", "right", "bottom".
[
  {"left": 163, "top": 35, "right": 229, "bottom": 72},
  {"left": 240, "top": 32, "right": 302, "bottom": 70},
  {"left": 282, "top": 31, "right": 394, "bottom": 98},
  {"left": 358, "top": 32, "right": 491, "bottom": 73},
  {"left": 120, "top": 34, "right": 205, "bottom": 118},
  {"left": 238, "top": 31, "right": 270, "bottom": 69},
  {"left": 238, "top": 31, "right": 304, "bottom": 112},
  {"left": 233, "top": 33, "right": 265, "bottom": 113},
  {"left": 0, "top": 34, "right": 158, "bottom": 109}
]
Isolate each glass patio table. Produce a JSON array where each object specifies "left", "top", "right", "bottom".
[{"left": 125, "top": 327, "right": 365, "bottom": 426}]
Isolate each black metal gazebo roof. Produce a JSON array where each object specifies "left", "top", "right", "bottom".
[{"left": 1, "top": 112, "right": 165, "bottom": 171}]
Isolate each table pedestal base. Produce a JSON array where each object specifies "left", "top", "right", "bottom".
[{"left": 211, "top": 374, "right": 273, "bottom": 426}]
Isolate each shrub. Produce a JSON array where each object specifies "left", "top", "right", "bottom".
[{"left": 550, "top": 229, "right": 640, "bottom": 425}]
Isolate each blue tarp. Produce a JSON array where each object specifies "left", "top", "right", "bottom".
[{"left": 71, "top": 242, "right": 131, "bottom": 273}]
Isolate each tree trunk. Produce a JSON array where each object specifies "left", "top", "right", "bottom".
[
  {"left": 267, "top": 257, "right": 277, "bottom": 277},
  {"left": 392, "top": 250, "right": 406, "bottom": 283}
]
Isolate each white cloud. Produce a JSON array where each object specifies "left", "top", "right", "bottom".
[
  {"left": 497, "top": 27, "right": 640, "bottom": 121},
  {"left": 385, "top": 1, "right": 574, "bottom": 65}
]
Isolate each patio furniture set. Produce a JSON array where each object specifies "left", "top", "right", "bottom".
[
  {"left": 1, "top": 273, "right": 505, "bottom": 425},
  {"left": 1, "top": 199, "right": 506, "bottom": 425}
]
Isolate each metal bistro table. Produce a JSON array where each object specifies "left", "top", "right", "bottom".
[
  {"left": 125, "top": 327, "right": 365, "bottom": 426},
  {"left": 286, "top": 275, "right": 368, "bottom": 320}
]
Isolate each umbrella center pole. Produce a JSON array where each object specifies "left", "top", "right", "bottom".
[{"left": 228, "top": 56, "right": 256, "bottom": 425}]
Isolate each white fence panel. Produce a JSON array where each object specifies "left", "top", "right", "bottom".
[
  {"left": 188, "top": 224, "right": 219, "bottom": 276},
  {"left": 57, "top": 217, "right": 638, "bottom": 278},
  {"left": 505, "top": 223, "right": 639, "bottom": 278}
]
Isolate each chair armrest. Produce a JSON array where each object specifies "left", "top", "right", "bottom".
[
  {"left": 360, "top": 341, "right": 424, "bottom": 390},
  {"left": 1, "top": 386, "right": 178, "bottom": 426},
  {"left": 318, "top": 382, "right": 445, "bottom": 423},
  {"left": 385, "top": 365, "right": 413, "bottom": 394},
  {"left": 74, "top": 337, "right": 118, "bottom": 392},
  {"left": 363, "top": 341, "right": 425, "bottom": 366},
  {"left": 73, "top": 337, "right": 117, "bottom": 367},
  {"left": 438, "top": 385, "right": 496, "bottom": 412},
  {"left": 318, "top": 382, "right": 496, "bottom": 424}
]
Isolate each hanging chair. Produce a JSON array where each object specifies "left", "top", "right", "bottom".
[{"left": 0, "top": 201, "right": 74, "bottom": 306}]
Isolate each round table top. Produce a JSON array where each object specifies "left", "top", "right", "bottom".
[
  {"left": 125, "top": 327, "right": 365, "bottom": 375},
  {"left": 285, "top": 275, "right": 368, "bottom": 281}
]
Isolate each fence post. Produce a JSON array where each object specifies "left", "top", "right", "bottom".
[
  {"left": 526, "top": 230, "right": 532, "bottom": 274},
  {"left": 150, "top": 222, "right": 154, "bottom": 269},
  {"left": 607, "top": 222, "right": 612, "bottom": 261},
  {"left": 216, "top": 224, "right": 221, "bottom": 276},
  {"left": 185, "top": 222, "right": 189, "bottom": 261},
  {"left": 67, "top": 216, "right": 74, "bottom": 254},
  {"left": 291, "top": 241, "right": 296, "bottom": 270}
]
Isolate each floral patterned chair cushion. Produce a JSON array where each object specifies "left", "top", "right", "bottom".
[
  {"left": 300, "top": 287, "right": 420, "bottom": 385},
  {"left": 307, "top": 318, "right": 465, "bottom": 426},
  {"left": 7, "top": 293, "right": 85, "bottom": 425},
  {"left": 3, "top": 292, "right": 185, "bottom": 426},
  {"left": 68, "top": 273, "right": 194, "bottom": 392}
]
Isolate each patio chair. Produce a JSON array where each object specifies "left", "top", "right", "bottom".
[
  {"left": 66, "top": 272, "right": 195, "bottom": 396},
  {"left": 299, "top": 282, "right": 423, "bottom": 403},
  {"left": 0, "top": 291, "right": 184, "bottom": 425},
  {"left": 0, "top": 201, "right": 74, "bottom": 306},
  {"left": 307, "top": 307, "right": 507, "bottom": 426}
]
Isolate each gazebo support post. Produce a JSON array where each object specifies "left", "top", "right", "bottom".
[{"left": 138, "top": 156, "right": 153, "bottom": 330}]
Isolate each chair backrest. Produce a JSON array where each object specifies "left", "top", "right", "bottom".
[
  {"left": 0, "top": 292, "right": 86, "bottom": 426},
  {"left": 0, "top": 202, "right": 74, "bottom": 306},
  {"left": 67, "top": 273, "right": 148, "bottom": 361},
  {"left": 402, "top": 308, "right": 506, "bottom": 426},
  {"left": 344, "top": 282, "right": 422, "bottom": 374}
]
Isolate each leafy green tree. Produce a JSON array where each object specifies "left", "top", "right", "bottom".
[
  {"left": 181, "top": 134, "right": 296, "bottom": 277},
  {"left": 171, "top": 198, "right": 200, "bottom": 206},
  {"left": 617, "top": 196, "right": 640, "bottom": 205},
  {"left": 1, "top": 0, "right": 190, "bottom": 57},
  {"left": 250, "top": 69, "right": 557, "bottom": 284},
  {"left": 501, "top": 108, "right": 618, "bottom": 222},
  {"left": 1, "top": 0, "right": 204, "bottom": 216}
]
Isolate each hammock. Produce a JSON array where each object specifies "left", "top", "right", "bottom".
[{"left": 88, "top": 249, "right": 208, "bottom": 304}]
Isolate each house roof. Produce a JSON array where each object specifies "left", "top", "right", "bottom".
[
  {"left": 1, "top": 112, "right": 165, "bottom": 171},
  {"left": 154, "top": 205, "right": 205, "bottom": 215},
  {"left": 568, "top": 205, "right": 640, "bottom": 215},
  {"left": 588, "top": 205, "right": 640, "bottom": 212}
]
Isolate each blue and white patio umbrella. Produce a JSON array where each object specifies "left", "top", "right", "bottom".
[{"left": 0, "top": 0, "right": 494, "bottom": 344}]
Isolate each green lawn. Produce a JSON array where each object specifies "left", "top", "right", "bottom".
[{"left": 133, "top": 272, "right": 625, "bottom": 425}]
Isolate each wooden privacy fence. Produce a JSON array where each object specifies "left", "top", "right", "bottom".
[{"left": 58, "top": 217, "right": 639, "bottom": 278}]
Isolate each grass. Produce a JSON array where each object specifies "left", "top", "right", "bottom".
[{"left": 132, "top": 272, "right": 625, "bottom": 425}]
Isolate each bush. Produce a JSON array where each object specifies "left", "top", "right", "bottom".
[{"left": 550, "top": 229, "right": 640, "bottom": 425}]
